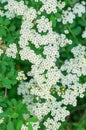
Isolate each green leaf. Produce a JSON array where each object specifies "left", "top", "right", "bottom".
[
  {"left": 28, "top": 123, "right": 33, "bottom": 130},
  {"left": 70, "top": 21, "right": 76, "bottom": 28},
  {"left": 0, "top": 17, "right": 3, "bottom": 24},
  {"left": 6, "top": 34, "right": 14, "bottom": 43},
  {"left": 9, "top": 25, "right": 16, "bottom": 32},
  {"left": 2, "top": 78, "right": 12, "bottom": 89},
  {"left": 65, "top": 0, "right": 72, "bottom": 5},
  {"left": 7, "top": 121, "right": 14, "bottom": 130},
  {"left": 78, "top": 19, "right": 86, "bottom": 27},
  {"left": 16, "top": 120, "right": 23, "bottom": 130},
  {"left": 50, "top": 15, "right": 56, "bottom": 27},
  {"left": 72, "top": 26, "right": 82, "bottom": 35},
  {"left": 29, "top": 117, "right": 39, "bottom": 122},
  {"left": 0, "top": 112, "right": 8, "bottom": 118},
  {"left": 4, "top": 19, "right": 10, "bottom": 26},
  {"left": 11, "top": 113, "right": 19, "bottom": 118},
  {"left": 55, "top": 13, "right": 62, "bottom": 18},
  {"left": 0, "top": 27, "right": 6, "bottom": 37}
]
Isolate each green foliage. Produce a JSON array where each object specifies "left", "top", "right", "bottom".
[
  {"left": 50, "top": 15, "right": 57, "bottom": 27},
  {"left": 7, "top": 121, "right": 14, "bottom": 130},
  {"left": 0, "top": 96, "right": 30, "bottom": 130},
  {"left": 0, "top": 55, "right": 17, "bottom": 89},
  {"left": 0, "top": 15, "right": 21, "bottom": 44},
  {"left": 29, "top": 117, "right": 39, "bottom": 122},
  {"left": 28, "top": 123, "right": 33, "bottom": 130}
]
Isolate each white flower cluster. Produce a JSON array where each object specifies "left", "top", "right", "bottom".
[
  {"left": 18, "top": 44, "right": 86, "bottom": 130},
  {"left": 5, "top": 43, "right": 17, "bottom": 58},
  {"left": 39, "top": 0, "right": 65, "bottom": 14},
  {"left": 73, "top": 2, "right": 86, "bottom": 17},
  {"left": 0, "top": 106, "right": 4, "bottom": 124},
  {"left": 82, "top": 27, "right": 86, "bottom": 39},
  {"left": 16, "top": 71, "right": 27, "bottom": 81},
  {"left": 36, "top": 16, "right": 52, "bottom": 33},
  {"left": 62, "top": 8, "right": 75, "bottom": 24},
  {"left": 62, "top": 1, "right": 86, "bottom": 24},
  {"left": 18, "top": 79, "right": 70, "bottom": 130},
  {"left": 61, "top": 44, "right": 86, "bottom": 76},
  {"left": 21, "top": 122, "right": 39, "bottom": 130},
  {"left": 60, "top": 45, "right": 86, "bottom": 101},
  {"left": 0, "top": 0, "right": 86, "bottom": 130},
  {"left": 58, "top": 34, "right": 72, "bottom": 46}
]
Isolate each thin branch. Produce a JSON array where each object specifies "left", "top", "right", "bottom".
[{"left": 4, "top": 88, "right": 7, "bottom": 97}]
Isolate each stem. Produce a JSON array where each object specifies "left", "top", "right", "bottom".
[
  {"left": 66, "top": 24, "right": 76, "bottom": 38},
  {"left": 4, "top": 88, "right": 7, "bottom": 97}
]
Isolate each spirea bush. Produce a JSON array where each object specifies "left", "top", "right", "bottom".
[{"left": 0, "top": 0, "right": 86, "bottom": 130}]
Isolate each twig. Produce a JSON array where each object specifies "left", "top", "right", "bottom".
[{"left": 4, "top": 88, "right": 7, "bottom": 97}]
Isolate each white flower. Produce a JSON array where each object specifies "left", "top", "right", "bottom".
[
  {"left": 36, "top": 16, "right": 52, "bottom": 33},
  {"left": 21, "top": 124, "right": 28, "bottom": 130},
  {"left": 73, "top": 3, "right": 85, "bottom": 17},
  {"left": 64, "top": 30, "right": 69, "bottom": 34},
  {"left": 57, "top": 1, "right": 65, "bottom": 9},
  {"left": 62, "top": 9, "right": 75, "bottom": 24},
  {"left": 40, "top": 0, "right": 58, "bottom": 14},
  {"left": 6, "top": 43, "right": 17, "bottom": 58},
  {"left": 16, "top": 71, "right": 27, "bottom": 81},
  {"left": 71, "top": 44, "right": 86, "bottom": 57}
]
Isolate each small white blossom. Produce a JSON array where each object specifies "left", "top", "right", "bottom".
[
  {"left": 16, "top": 71, "right": 27, "bottom": 81},
  {"left": 73, "top": 3, "right": 85, "bottom": 17},
  {"left": 6, "top": 43, "right": 17, "bottom": 58},
  {"left": 62, "top": 9, "right": 75, "bottom": 24},
  {"left": 36, "top": 16, "right": 52, "bottom": 33},
  {"left": 21, "top": 124, "right": 28, "bottom": 130}
]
